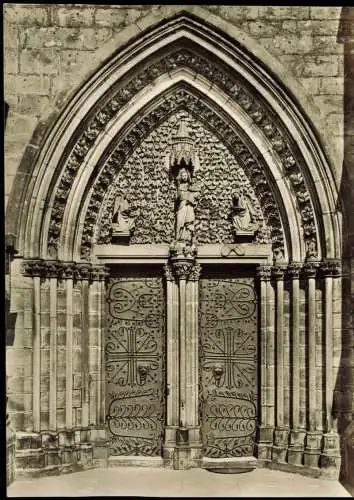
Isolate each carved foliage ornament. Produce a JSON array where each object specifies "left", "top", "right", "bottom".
[
  {"left": 22, "top": 260, "right": 109, "bottom": 281},
  {"left": 84, "top": 103, "right": 281, "bottom": 260},
  {"left": 47, "top": 48, "right": 317, "bottom": 260}
]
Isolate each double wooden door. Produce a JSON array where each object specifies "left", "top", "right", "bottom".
[{"left": 104, "top": 265, "right": 258, "bottom": 459}]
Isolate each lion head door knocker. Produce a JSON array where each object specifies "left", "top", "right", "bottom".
[
  {"left": 167, "top": 120, "right": 203, "bottom": 259},
  {"left": 231, "top": 188, "right": 259, "bottom": 240},
  {"left": 212, "top": 363, "right": 224, "bottom": 387},
  {"left": 111, "top": 196, "right": 138, "bottom": 242}
]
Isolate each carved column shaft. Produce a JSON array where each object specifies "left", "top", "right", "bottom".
[
  {"left": 306, "top": 264, "right": 318, "bottom": 431},
  {"left": 88, "top": 278, "right": 99, "bottom": 427},
  {"left": 163, "top": 263, "right": 179, "bottom": 466},
  {"left": 303, "top": 262, "right": 322, "bottom": 468},
  {"left": 179, "top": 277, "right": 187, "bottom": 428},
  {"left": 164, "top": 264, "right": 179, "bottom": 427},
  {"left": 65, "top": 273, "right": 74, "bottom": 428},
  {"left": 256, "top": 265, "right": 274, "bottom": 460},
  {"left": 49, "top": 277, "right": 57, "bottom": 431},
  {"left": 78, "top": 265, "right": 91, "bottom": 428},
  {"left": 266, "top": 277, "right": 275, "bottom": 428},
  {"left": 287, "top": 263, "right": 306, "bottom": 465},
  {"left": 33, "top": 275, "right": 41, "bottom": 432},
  {"left": 325, "top": 274, "right": 333, "bottom": 431},
  {"left": 274, "top": 267, "right": 285, "bottom": 428}
]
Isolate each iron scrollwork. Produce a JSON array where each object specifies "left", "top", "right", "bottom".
[
  {"left": 105, "top": 275, "right": 166, "bottom": 457},
  {"left": 199, "top": 276, "right": 258, "bottom": 458}
]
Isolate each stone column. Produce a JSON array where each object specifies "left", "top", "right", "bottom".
[
  {"left": 272, "top": 266, "right": 289, "bottom": 463},
  {"left": 163, "top": 263, "right": 179, "bottom": 466},
  {"left": 255, "top": 265, "right": 273, "bottom": 460},
  {"left": 76, "top": 264, "right": 91, "bottom": 429},
  {"left": 303, "top": 261, "right": 322, "bottom": 468},
  {"left": 22, "top": 260, "right": 44, "bottom": 433},
  {"left": 185, "top": 263, "right": 202, "bottom": 466},
  {"left": 48, "top": 265, "right": 58, "bottom": 432},
  {"left": 320, "top": 260, "right": 341, "bottom": 477},
  {"left": 287, "top": 263, "right": 306, "bottom": 465},
  {"left": 88, "top": 265, "right": 109, "bottom": 460},
  {"left": 63, "top": 264, "right": 75, "bottom": 429},
  {"left": 170, "top": 255, "right": 198, "bottom": 470}
]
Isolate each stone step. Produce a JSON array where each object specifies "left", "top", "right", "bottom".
[{"left": 202, "top": 456, "right": 258, "bottom": 474}]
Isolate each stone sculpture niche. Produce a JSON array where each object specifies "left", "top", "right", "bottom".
[{"left": 111, "top": 196, "right": 137, "bottom": 243}]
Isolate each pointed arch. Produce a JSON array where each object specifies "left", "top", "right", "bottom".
[{"left": 7, "top": 11, "right": 341, "bottom": 264}]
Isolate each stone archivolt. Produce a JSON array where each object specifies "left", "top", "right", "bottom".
[{"left": 46, "top": 46, "right": 317, "bottom": 262}]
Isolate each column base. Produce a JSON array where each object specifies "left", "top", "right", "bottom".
[
  {"left": 287, "top": 429, "right": 306, "bottom": 466},
  {"left": 255, "top": 425, "right": 274, "bottom": 461},
  {"left": 303, "top": 431, "right": 322, "bottom": 469},
  {"left": 272, "top": 427, "right": 289, "bottom": 463},
  {"left": 319, "top": 432, "right": 341, "bottom": 479},
  {"left": 14, "top": 427, "right": 105, "bottom": 477}
]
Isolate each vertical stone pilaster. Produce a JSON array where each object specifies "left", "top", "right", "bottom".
[
  {"left": 186, "top": 263, "right": 202, "bottom": 465},
  {"left": 320, "top": 260, "right": 341, "bottom": 477},
  {"left": 163, "top": 263, "right": 179, "bottom": 466},
  {"left": 255, "top": 265, "right": 273, "bottom": 460},
  {"left": 49, "top": 276, "right": 58, "bottom": 431},
  {"left": 287, "top": 263, "right": 306, "bottom": 465},
  {"left": 303, "top": 261, "right": 321, "bottom": 469},
  {"left": 91, "top": 265, "right": 108, "bottom": 427},
  {"left": 75, "top": 264, "right": 91, "bottom": 429},
  {"left": 33, "top": 273, "right": 42, "bottom": 433},
  {"left": 64, "top": 264, "right": 74, "bottom": 429},
  {"left": 272, "top": 266, "right": 288, "bottom": 463},
  {"left": 170, "top": 256, "right": 201, "bottom": 469}
]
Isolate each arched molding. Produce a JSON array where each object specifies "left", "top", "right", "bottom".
[
  {"left": 67, "top": 77, "right": 299, "bottom": 263},
  {"left": 9, "top": 12, "right": 340, "bottom": 264}
]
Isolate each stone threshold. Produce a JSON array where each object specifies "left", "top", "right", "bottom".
[{"left": 201, "top": 456, "right": 258, "bottom": 474}]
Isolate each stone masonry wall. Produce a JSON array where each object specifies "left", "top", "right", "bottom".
[{"left": 4, "top": 5, "right": 344, "bottom": 210}]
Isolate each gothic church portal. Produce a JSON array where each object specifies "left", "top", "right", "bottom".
[{"left": 5, "top": 8, "right": 345, "bottom": 481}]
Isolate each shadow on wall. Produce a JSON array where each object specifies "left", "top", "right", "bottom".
[
  {"left": 4, "top": 102, "right": 17, "bottom": 348},
  {"left": 335, "top": 6, "right": 354, "bottom": 490}
]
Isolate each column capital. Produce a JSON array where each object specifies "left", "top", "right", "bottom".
[
  {"left": 188, "top": 263, "right": 202, "bottom": 282},
  {"left": 59, "top": 262, "right": 76, "bottom": 280},
  {"left": 22, "top": 259, "right": 45, "bottom": 278},
  {"left": 256, "top": 265, "right": 272, "bottom": 281},
  {"left": 272, "top": 265, "right": 286, "bottom": 280},
  {"left": 302, "top": 261, "right": 320, "bottom": 279},
  {"left": 90, "top": 265, "right": 109, "bottom": 281},
  {"left": 75, "top": 263, "right": 92, "bottom": 281},
  {"left": 319, "top": 259, "right": 342, "bottom": 278},
  {"left": 170, "top": 257, "right": 194, "bottom": 280},
  {"left": 287, "top": 262, "right": 302, "bottom": 279}
]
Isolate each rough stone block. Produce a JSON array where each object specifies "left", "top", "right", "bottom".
[
  {"left": 259, "top": 6, "right": 310, "bottom": 19},
  {"left": 4, "top": 5, "right": 50, "bottom": 26},
  {"left": 310, "top": 7, "right": 341, "bottom": 20},
  {"left": 247, "top": 20, "right": 282, "bottom": 37},
  {"left": 19, "top": 48, "right": 59, "bottom": 76},
  {"left": 8, "top": 74, "right": 51, "bottom": 96},
  {"left": 4, "top": 49, "right": 19, "bottom": 74},
  {"left": 4, "top": 23, "right": 18, "bottom": 49},
  {"left": 53, "top": 7, "right": 95, "bottom": 27}
]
